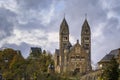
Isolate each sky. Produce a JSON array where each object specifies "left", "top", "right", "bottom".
[{"left": 0, "top": 0, "right": 120, "bottom": 65}]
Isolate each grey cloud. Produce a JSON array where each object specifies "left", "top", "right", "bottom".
[
  {"left": 17, "top": 20, "right": 46, "bottom": 30},
  {"left": 62, "top": 0, "right": 108, "bottom": 40},
  {"left": 17, "top": 0, "right": 53, "bottom": 10},
  {"left": 15, "top": 0, "right": 60, "bottom": 31},
  {"left": 104, "top": 17, "right": 119, "bottom": 36},
  {"left": 92, "top": 17, "right": 120, "bottom": 64},
  {"left": 0, "top": 7, "right": 16, "bottom": 39},
  {"left": 102, "top": 17, "right": 120, "bottom": 50},
  {"left": 0, "top": 0, "right": 120, "bottom": 64},
  {"left": 110, "top": 4, "right": 120, "bottom": 16}
]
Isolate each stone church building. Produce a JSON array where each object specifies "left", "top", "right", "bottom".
[{"left": 54, "top": 17, "right": 92, "bottom": 74}]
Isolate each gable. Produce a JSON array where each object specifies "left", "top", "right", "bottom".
[{"left": 69, "top": 42, "right": 87, "bottom": 58}]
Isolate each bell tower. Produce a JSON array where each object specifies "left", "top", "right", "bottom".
[
  {"left": 81, "top": 18, "right": 92, "bottom": 71},
  {"left": 59, "top": 17, "right": 69, "bottom": 73}
]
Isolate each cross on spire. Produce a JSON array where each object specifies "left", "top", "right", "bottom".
[
  {"left": 85, "top": 13, "right": 87, "bottom": 19},
  {"left": 64, "top": 13, "right": 66, "bottom": 18}
]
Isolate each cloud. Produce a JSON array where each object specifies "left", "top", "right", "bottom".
[
  {"left": 6, "top": 29, "right": 47, "bottom": 46},
  {"left": 16, "top": 0, "right": 53, "bottom": 10},
  {"left": 90, "top": 0, "right": 120, "bottom": 63},
  {"left": 0, "top": 0, "right": 18, "bottom": 13},
  {"left": 0, "top": 7, "right": 16, "bottom": 40},
  {"left": 0, "top": 0, "right": 59, "bottom": 56},
  {"left": 0, "top": 0, "right": 120, "bottom": 64},
  {"left": 1, "top": 28, "right": 60, "bottom": 53}
]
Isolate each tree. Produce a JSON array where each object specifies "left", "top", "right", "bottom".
[
  {"left": 0, "top": 48, "right": 25, "bottom": 79},
  {"left": 0, "top": 48, "right": 56, "bottom": 79},
  {"left": 102, "top": 57, "right": 119, "bottom": 80},
  {"left": 25, "top": 50, "right": 55, "bottom": 79}
]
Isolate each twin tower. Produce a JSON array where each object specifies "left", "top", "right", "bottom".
[{"left": 54, "top": 17, "right": 92, "bottom": 74}]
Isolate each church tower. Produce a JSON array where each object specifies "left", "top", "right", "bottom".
[
  {"left": 81, "top": 18, "right": 92, "bottom": 71},
  {"left": 59, "top": 17, "right": 69, "bottom": 73}
]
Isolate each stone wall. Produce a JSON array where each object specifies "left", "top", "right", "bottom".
[{"left": 80, "top": 69, "right": 102, "bottom": 80}]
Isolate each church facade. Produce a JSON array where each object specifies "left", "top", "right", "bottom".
[{"left": 54, "top": 17, "right": 92, "bottom": 74}]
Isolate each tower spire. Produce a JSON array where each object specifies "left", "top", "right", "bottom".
[
  {"left": 81, "top": 16, "right": 92, "bottom": 71},
  {"left": 59, "top": 16, "right": 69, "bottom": 73}
]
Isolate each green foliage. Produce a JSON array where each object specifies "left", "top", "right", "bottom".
[
  {"left": 0, "top": 48, "right": 25, "bottom": 79},
  {"left": 0, "top": 48, "right": 56, "bottom": 79},
  {"left": 102, "top": 57, "right": 119, "bottom": 80}
]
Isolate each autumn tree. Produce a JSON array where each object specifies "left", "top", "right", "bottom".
[
  {"left": 26, "top": 50, "right": 54, "bottom": 79},
  {"left": 0, "top": 48, "right": 25, "bottom": 79},
  {"left": 0, "top": 48, "right": 55, "bottom": 80},
  {"left": 102, "top": 57, "right": 119, "bottom": 80}
]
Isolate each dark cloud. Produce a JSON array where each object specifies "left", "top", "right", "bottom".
[{"left": 0, "top": 7, "right": 16, "bottom": 39}]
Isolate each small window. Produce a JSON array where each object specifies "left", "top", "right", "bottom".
[
  {"left": 85, "top": 37, "right": 89, "bottom": 40},
  {"left": 57, "top": 56, "right": 59, "bottom": 65},
  {"left": 76, "top": 55, "right": 80, "bottom": 59},
  {"left": 71, "top": 56, "right": 75, "bottom": 59},
  {"left": 71, "top": 56, "right": 75, "bottom": 61},
  {"left": 76, "top": 55, "right": 80, "bottom": 60},
  {"left": 81, "top": 57, "right": 85, "bottom": 60},
  {"left": 85, "top": 29, "right": 89, "bottom": 34},
  {"left": 81, "top": 57, "right": 84, "bottom": 58},
  {"left": 86, "top": 30, "right": 88, "bottom": 32},
  {"left": 65, "top": 37, "right": 67, "bottom": 40},
  {"left": 99, "top": 64, "right": 102, "bottom": 68},
  {"left": 63, "top": 37, "right": 68, "bottom": 41},
  {"left": 84, "top": 44, "right": 89, "bottom": 49}
]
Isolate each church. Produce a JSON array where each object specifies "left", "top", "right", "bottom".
[{"left": 54, "top": 17, "right": 92, "bottom": 74}]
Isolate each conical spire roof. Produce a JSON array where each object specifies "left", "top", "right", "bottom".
[
  {"left": 81, "top": 19, "right": 91, "bottom": 34},
  {"left": 60, "top": 17, "right": 69, "bottom": 34},
  {"left": 82, "top": 19, "right": 90, "bottom": 29}
]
